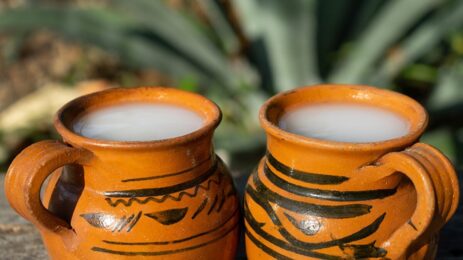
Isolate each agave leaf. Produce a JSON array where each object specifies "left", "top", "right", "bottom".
[
  {"left": 0, "top": 7, "right": 131, "bottom": 35},
  {"left": 329, "top": 0, "right": 444, "bottom": 85},
  {"left": 111, "top": 0, "right": 242, "bottom": 90},
  {"left": 427, "top": 62, "right": 463, "bottom": 132},
  {"left": 372, "top": 1, "right": 463, "bottom": 85},
  {"left": 422, "top": 128, "right": 456, "bottom": 163},
  {"left": 348, "top": 0, "right": 386, "bottom": 39},
  {"left": 235, "top": 0, "right": 319, "bottom": 92},
  {"left": 196, "top": 0, "right": 241, "bottom": 54},
  {"left": 427, "top": 61, "right": 463, "bottom": 110},
  {"left": 214, "top": 122, "right": 265, "bottom": 153},
  {"left": 317, "top": 0, "right": 359, "bottom": 76},
  {"left": 0, "top": 7, "right": 220, "bottom": 86}
]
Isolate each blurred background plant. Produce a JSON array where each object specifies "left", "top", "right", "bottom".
[{"left": 0, "top": 0, "right": 462, "bottom": 173}]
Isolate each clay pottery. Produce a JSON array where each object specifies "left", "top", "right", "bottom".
[
  {"left": 5, "top": 87, "right": 240, "bottom": 259},
  {"left": 244, "top": 84, "right": 459, "bottom": 259}
]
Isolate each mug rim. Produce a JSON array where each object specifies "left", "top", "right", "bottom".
[
  {"left": 54, "top": 86, "right": 222, "bottom": 149},
  {"left": 259, "top": 84, "right": 428, "bottom": 152}
]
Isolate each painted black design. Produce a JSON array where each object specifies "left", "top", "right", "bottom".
[
  {"left": 103, "top": 208, "right": 239, "bottom": 245},
  {"left": 92, "top": 217, "right": 239, "bottom": 256},
  {"left": 127, "top": 211, "right": 142, "bottom": 232},
  {"left": 266, "top": 152, "right": 349, "bottom": 185},
  {"left": 81, "top": 213, "right": 115, "bottom": 229},
  {"left": 207, "top": 194, "right": 218, "bottom": 215},
  {"left": 264, "top": 163, "right": 398, "bottom": 201},
  {"left": 245, "top": 229, "right": 345, "bottom": 260},
  {"left": 112, "top": 215, "right": 127, "bottom": 232},
  {"left": 284, "top": 212, "right": 320, "bottom": 236},
  {"left": 245, "top": 154, "right": 390, "bottom": 258},
  {"left": 104, "top": 160, "right": 218, "bottom": 198},
  {"left": 244, "top": 197, "right": 386, "bottom": 251},
  {"left": 250, "top": 174, "right": 371, "bottom": 218},
  {"left": 144, "top": 208, "right": 188, "bottom": 225},
  {"left": 121, "top": 155, "right": 213, "bottom": 182},
  {"left": 105, "top": 169, "right": 222, "bottom": 207},
  {"left": 216, "top": 191, "right": 226, "bottom": 213},
  {"left": 245, "top": 229, "right": 292, "bottom": 260},
  {"left": 81, "top": 212, "right": 142, "bottom": 232},
  {"left": 408, "top": 220, "right": 418, "bottom": 231},
  {"left": 191, "top": 198, "right": 208, "bottom": 219},
  {"left": 339, "top": 241, "right": 387, "bottom": 258}
]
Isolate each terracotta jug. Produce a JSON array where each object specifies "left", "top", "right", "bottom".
[
  {"left": 244, "top": 85, "right": 459, "bottom": 260},
  {"left": 5, "top": 87, "right": 240, "bottom": 259}
]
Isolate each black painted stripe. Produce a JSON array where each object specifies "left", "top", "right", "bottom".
[
  {"left": 216, "top": 192, "right": 226, "bottom": 212},
  {"left": 172, "top": 207, "right": 238, "bottom": 244},
  {"left": 339, "top": 242, "right": 387, "bottom": 258},
  {"left": 121, "top": 154, "right": 213, "bottom": 182},
  {"left": 408, "top": 220, "right": 418, "bottom": 231},
  {"left": 118, "top": 214, "right": 135, "bottom": 232},
  {"left": 251, "top": 173, "right": 371, "bottom": 218},
  {"left": 264, "top": 163, "right": 398, "bottom": 201},
  {"left": 245, "top": 229, "right": 292, "bottom": 260},
  {"left": 266, "top": 152, "right": 348, "bottom": 185},
  {"left": 104, "top": 160, "right": 218, "bottom": 198},
  {"left": 92, "top": 218, "right": 238, "bottom": 256},
  {"left": 144, "top": 208, "right": 188, "bottom": 225},
  {"left": 244, "top": 198, "right": 386, "bottom": 253},
  {"left": 103, "top": 207, "right": 239, "bottom": 245},
  {"left": 105, "top": 174, "right": 222, "bottom": 207},
  {"left": 111, "top": 216, "right": 126, "bottom": 232},
  {"left": 207, "top": 194, "right": 218, "bottom": 215},
  {"left": 244, "top": 201, "right": 342, "bottom": 260},
  {"left": 126, "top": 211, "right": 142, "bottom": 232},
  {"left": 191, "top": 198, "right": 209, "bottom": 219}
]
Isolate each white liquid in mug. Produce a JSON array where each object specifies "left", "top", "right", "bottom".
[
  {"left": 278, "top": 103, "right": 410, "bottom": 143},
  {"left": 73, "top": 103, "right": 204, "bottom": 141}
]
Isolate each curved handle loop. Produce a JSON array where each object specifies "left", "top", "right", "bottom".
[
  {"left": 361, "top": 143, "right": 459, "bottom": 259},
  {"left": 405, "top": 143, "right": 459, "bottom": 225},
  {"left": 4, "top": 140, "right": 91, "bottom": 246}
]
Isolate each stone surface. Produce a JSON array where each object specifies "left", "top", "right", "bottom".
[
  {"left": 0, "top": 174, "right": 47, "bottom": 260},
  {"left": 0, "top": 172, "right": 462, "bottom": 259}
]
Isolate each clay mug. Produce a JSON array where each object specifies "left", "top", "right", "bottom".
[
  {"left": 5, "top": 87, "right": 240, "bottom": 259},
  {"left": 244, "top": 85, "right": 459, "bottom": 259}
]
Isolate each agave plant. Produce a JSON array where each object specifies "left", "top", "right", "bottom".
[{"left": 0, "top": 0, "right": 462, "bottom": 168}]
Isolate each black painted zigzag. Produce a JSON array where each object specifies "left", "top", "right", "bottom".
[{"left": 105, "top": 173, "right": 224, "bottom": 207}]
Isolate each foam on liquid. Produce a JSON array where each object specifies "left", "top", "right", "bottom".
[
  {"left": 278, "top": 103, "right": 410, "bottom": 143},
  {"left": 73, "top": 103, "right": 204, "bottom": 141}
]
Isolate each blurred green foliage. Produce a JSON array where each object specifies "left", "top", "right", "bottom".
[{"left": 0, "top": 0, "right": 462, "bottom": 168}]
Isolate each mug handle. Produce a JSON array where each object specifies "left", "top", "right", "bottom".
[
  {"left": 360, "top": 143, "right": 459, "bottom": 259},
  {"left": 4, "top": 140, "right": 92, "bottom": 247}
]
